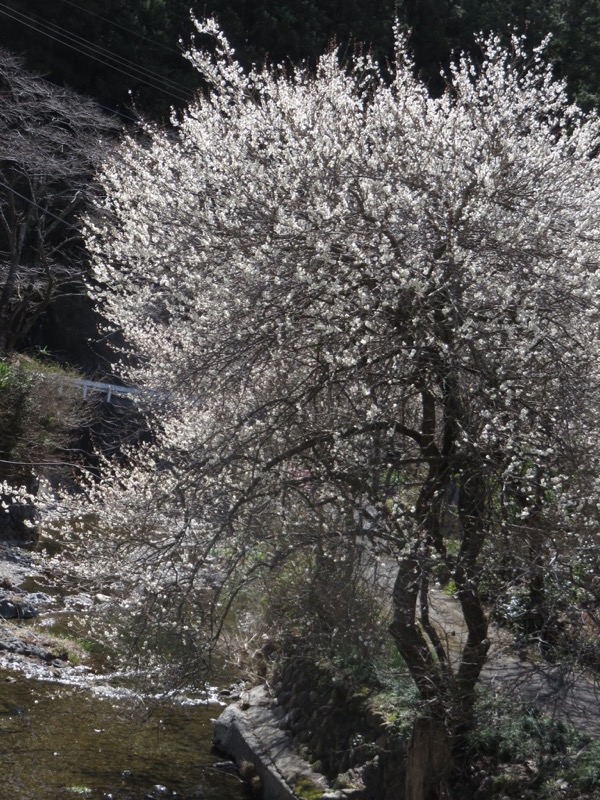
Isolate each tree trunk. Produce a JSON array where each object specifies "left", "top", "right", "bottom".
[
  {"left": 389, "top": 557, "right": 446, "bottom": 705},
  {"left": 405, "top": 717, "right": 452, "bottom": 800}
]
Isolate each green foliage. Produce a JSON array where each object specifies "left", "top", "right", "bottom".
[
  {"left": 399, "top": 0, "right": 600, "bottom": 109},
  {"left": 567, "top": 740, "right": 600, "bottom": 791},
  {"left": 199, "top": 0, "right": 396, "bottom": 70},
  {"left": 473, "top": 699, "right": 569, "bottom": 763},
  {"left": 371, "top": 677, "right": 420, "bottom": 738},
  {"left": 469, "top": 691, "right": 600, "bottom": 797},
  {"left": 292, "top": 777, "right": 325, "bottom": 800},
  {"left": 0, "top": 356, "right": 91, "bottom": 487}
]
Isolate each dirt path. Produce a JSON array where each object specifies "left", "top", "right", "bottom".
[{"left": 428, "top": 588, "right": 600, "bottom": 737}]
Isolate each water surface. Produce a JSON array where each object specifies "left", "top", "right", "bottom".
[{"left": 0, "top": 670, "right": 248, "bottom": 800}]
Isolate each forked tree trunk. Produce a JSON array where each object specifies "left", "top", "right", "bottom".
[
  {"left": 390, "top": 511, "right": 489, "bottom": 797},
  {"left": 389, "top": 559, "right": 454, "bottom": 798}
]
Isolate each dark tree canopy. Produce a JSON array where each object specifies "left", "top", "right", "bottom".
[
  {"left": 1, "top": 0, "right": 598, "bottom": 117},
  {"left": 400, "top": 0, "right": 600, "bottom": 109},
  {"left": 0, "top": 0, "right": 199, "bottom": 118},
  {"left": 0, "top": 0, "right": 397, "bottom": 117}
]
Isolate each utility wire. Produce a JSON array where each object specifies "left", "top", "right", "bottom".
[
  {"left": 0, "top": 2, "right": 194, "bottom": 104},
  {"left": 0, "top": 2, "right": 193, "bottom": 101},
  {"left": 95, "top": 103, "right": 139, "bottom": 124},
  {"left": 34, "top": 7, "right": 194, "bottom": 96},
  {"left": 59, "top": 0, "right": 184, "bottom": 56},
  {"left": 0, "top": 177, "right": 87, "bottom": 237}
]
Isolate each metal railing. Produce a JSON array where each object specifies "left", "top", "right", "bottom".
[{"left": 59, "top": 376, "right": 142, "bottom": 404}]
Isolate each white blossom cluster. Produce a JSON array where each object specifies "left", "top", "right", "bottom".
[{"left": 55, "top": 23, "right": 600, "bottom": 679}]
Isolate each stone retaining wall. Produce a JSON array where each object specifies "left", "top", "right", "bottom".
[
  {"left": 214, "top": 656, "right": 408, "bottom": 800},
  {"left": 270, "top": 657, "right": 406, "bottom": 799}
]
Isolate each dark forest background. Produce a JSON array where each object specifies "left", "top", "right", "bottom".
[{"left": 0, "top": 0, "right": 599, "bottom": 120}]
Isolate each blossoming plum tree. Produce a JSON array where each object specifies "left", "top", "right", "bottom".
[{"left": 69, "top": 21, "right": 600, "bottom": 794}]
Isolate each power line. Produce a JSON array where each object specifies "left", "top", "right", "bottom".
[
  {"left": 0, "top": 2, "right": 194, "bottom": 104},
  {"left": 0, "top": 177, "right": 86, "bottom": 237},
  {"left": 59, "top": 0, "right": 183, "bottom": 56},
  {"left": 0, "top": 9, "right": 141, "bottom": 123},
  {"left": 95, "top": 103, "right": 139, "bottom": 124},
  {"left": 0, "top": 2, "right": 193, "bottom": 102},
  {"left": 37, "top": 8, "right": 194, "bottom": 96}
]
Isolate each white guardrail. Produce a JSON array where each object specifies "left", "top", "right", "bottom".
[{"left": 59, "top": 376, "right": 143, "bottom": 404}]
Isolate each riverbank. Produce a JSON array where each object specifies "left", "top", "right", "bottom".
[
  {"left": 0, "top": 540, "right": 251, "bottom": 800},
  {"left": 0, "top": 540, "right": 98, "bottom": 683},
  {"left": 4, "top": 536, "right": 600, "bottom": 800},
  {"left": 215, "top": 686, "right": 335, "bottom": 800}
]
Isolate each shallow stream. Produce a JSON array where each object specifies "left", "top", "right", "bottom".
[{"left": 0, "top": 668, "right": 248, "bottom": 800}]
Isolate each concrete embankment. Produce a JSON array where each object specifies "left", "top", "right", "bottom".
[
  {"left": 213, "top": 657, "right": 408, "bottom": 800},
  {"left": 213, "top": 685, "right": 343, "bottom": 800}
]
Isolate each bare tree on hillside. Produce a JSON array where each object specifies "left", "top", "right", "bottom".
[{"left": 0, "top": 50, "right": 118, "bottom": 353}]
